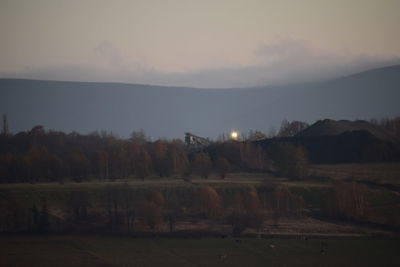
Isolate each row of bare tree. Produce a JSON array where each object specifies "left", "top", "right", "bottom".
[
  {"left": 0, "top": 182, "right": 305, "bottom": 234},
  {"left": 0, "top": 125, "right": 312, "bottom": 183}
]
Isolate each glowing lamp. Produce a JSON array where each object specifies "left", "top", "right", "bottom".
[{"left": 230, "top": 131, "right": 238, "bottom": 140}]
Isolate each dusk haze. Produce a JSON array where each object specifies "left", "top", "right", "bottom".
[
  {"left": 1, "top": 0, "right": 400, "bottom": 88},
  {"left": 0, "top": 1, "right": 400, "bottom": 266}
]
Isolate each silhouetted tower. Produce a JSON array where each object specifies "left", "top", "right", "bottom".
[{"left": 2, "top": 114, "right": 9, "bottom": 136}]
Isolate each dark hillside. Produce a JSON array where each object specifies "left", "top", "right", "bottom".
[
  {"left": 258, "top": 130, "right": 400, "bottom": 164},
  {"left": 1, "top": 65, "right": 400, "bottom": 138},
  {"left": 296, "top": 119, "right": 398, "bottom": 142},
  {"left": 256, "top": 119, "right": 400, "bottom": 164}
]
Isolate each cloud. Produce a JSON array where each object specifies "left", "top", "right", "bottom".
[
  {"left": 254, "top": 38, "right": 313, "bottom": 64},
  {"left": 2, "top": 39, "right": 399, "bottom": 88},
  {"left": 94, "top": 41, "right": 123, "bottom": 68},
  {"left": 247, "top": 38, "right": 400, "bottom": 86}
]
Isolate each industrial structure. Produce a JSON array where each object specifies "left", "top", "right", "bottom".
[{"left": 184, "top": 132, "right": 211, "bottom": 149}]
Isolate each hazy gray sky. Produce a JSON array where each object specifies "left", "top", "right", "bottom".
[{"left": 1, "top": 0, "right": 400, "bottom": 87}]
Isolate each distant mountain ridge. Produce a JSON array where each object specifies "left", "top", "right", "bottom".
[{"left": 1, "top": 65, "right": 400, "bottom": 139}]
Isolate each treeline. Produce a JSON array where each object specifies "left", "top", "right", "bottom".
[
  {"left": 0, "top": 126, "right": 186, "bottom": 183},
  {"left": 370, "top": 117, "right": 400, "bottom": 139},
  {"left": 2, "top": 116, "right": 398, "bottom": 183},
  {"left": 0, "top": 182, "right": 305, "bottom": 234},
  {"left": 2, "top": 180, "right": 393, "bottom": 234},
  {"left": 1, "top": 125, "right": 297, "bottom": 183}
]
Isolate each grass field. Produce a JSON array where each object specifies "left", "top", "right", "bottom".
[
  {"left": 1, "top": 167, "right": 399, "bottom": 235},
  {"left": 1, "top": 235, "right": 399, "bottom": 267},
  {"left": 2, "top": 162, "right": 399, "bottom": 192},
  {"left": 310, "top": 162, "right": 400, "bottom": 186},
  {"left": 0, "top": 171, "right": 397, "bottom": 216}
]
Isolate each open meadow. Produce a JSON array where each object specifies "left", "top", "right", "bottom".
[
  {"left": 310, "top": 163, "right": 400, "bottom": 187},
  {"left": 1, "top": 235, "right": 399, "bottom": 267},
  {"left": 1, "top": 168, "right": 399, "bottom": 236}
]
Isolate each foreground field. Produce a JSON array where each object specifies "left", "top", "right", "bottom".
[{"left": 1, "top": 235, "right": 399, "bottom": 267}]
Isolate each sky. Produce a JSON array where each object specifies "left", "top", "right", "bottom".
[{"left": 1, "top": 0, "right": 400, "bottom": 88}]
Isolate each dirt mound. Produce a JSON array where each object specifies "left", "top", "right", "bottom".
[{"left": 296, "top": 119, "right": 397, "bottom": 142}]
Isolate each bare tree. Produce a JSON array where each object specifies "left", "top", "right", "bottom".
[
  {"left": 135, "top": 148, "right": 151, "bottom": 180},
  {"left": 193, "top": 186, "right": 222, "bottom": 218},
  {"left": 274, "top": 143, "right": 309, "bottom": 180},
  {"left": 130, "top": 129, "right": 148, "bottom": 144},
  {"left": 141, "top": 190, "right": 165, "bottom": 231},
  {"left": 193, "top": 153, "right": 212, "bottom": 179},
  {"left": 278, "top": 119, "right": 309, "bottom": 137},
  {"left": 215, "top": 157, "right": 231, "bottom": 179},
  {"left": 326, "top": 181, "right": 366, "bottom": 220},
  {"left": 96, "top": 150, "right": 109, "bottom": 179}
]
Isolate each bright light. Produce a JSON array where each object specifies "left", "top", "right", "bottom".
[{"left": 230, "top": 131, "right": 238, "bottom": 140}]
